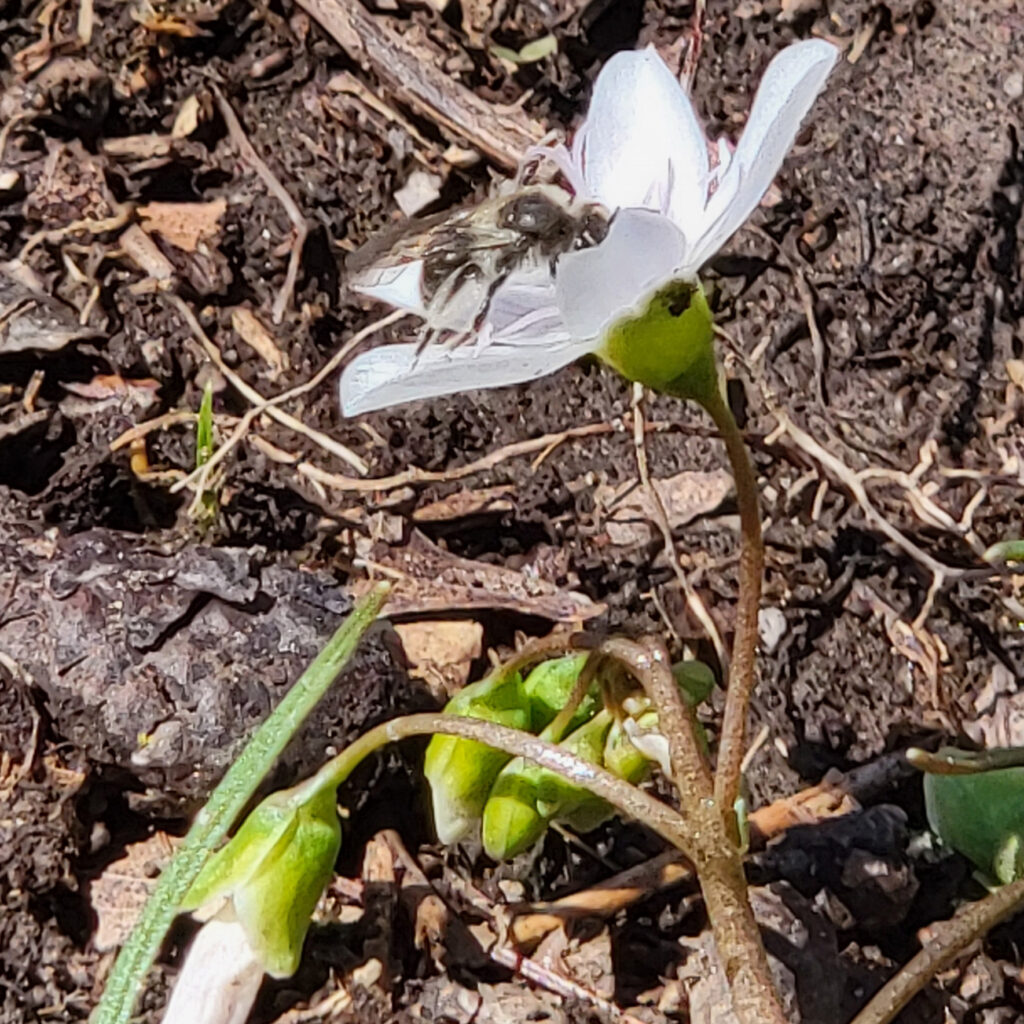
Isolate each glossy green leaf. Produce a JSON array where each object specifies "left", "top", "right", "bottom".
[{"left": 924, "top": 758, "right": 1024, "bottom": 885}]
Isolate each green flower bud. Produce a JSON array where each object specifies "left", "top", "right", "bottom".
[
  {"left": 521, "top": 652, "right": 597, "bottom": 734},
  {"left": 597, "top": 281, "right": 718, "bottom": 406},
  {"left": 182, "top": 779, "right": 341, "bottom": 978},
  {"left": 424, "top": 667, "right": 531, "bottom": 844},
  {"left": 482, "top": 710, "right": 613, "bottom": 860},
  {"left": 602, "top": 714, "right": 656, "bottom": 784},
  {"left": 925, "top": 761, "right": 1024, "bottom": 885}
]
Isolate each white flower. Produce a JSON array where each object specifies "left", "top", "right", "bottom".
[
  {"left": 340, "top": 39, "right": 838, "bottom": 416},
  {"left": 161, "top": 915, "right": 264, "bottom": 1024}
]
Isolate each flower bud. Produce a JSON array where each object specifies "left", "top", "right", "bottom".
[
  {"left": 182, "top": 779, "right": 341, "bottom": 978},
  {"left": 424, "top": 668, "right": 531, "bottom": 844},
  {"left": 482, "top": 710, "right": 613, "bottom": 860},
  {"left": 521, "top": 652, "right": 596, "bottom": 734}
]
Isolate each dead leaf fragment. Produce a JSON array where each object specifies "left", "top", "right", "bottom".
[
  {"left": 0, "top": 272, "right": 101, "bottom": 354},
  {"left": 394, "top": 620, "right": 483, "bottom": 700},
  {"left": 139, "top": 198, "right": 227, "bottom": 253},
  {"left": 353, "top": 531, "right": 604, "bottom": 623},
  {"left": 90, "top": 832, "right": 179, "bottom": 951},
  {"left": 595, "top": 469, "right": 733, "bottom": 548},
  {"left": 231, "top": 307, "right": 288, "bottom": 375}
]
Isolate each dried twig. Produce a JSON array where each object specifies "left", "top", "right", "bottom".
[
  {"left": 849, "top": 878, "right": 1024, "bottom": 1024},
  {"left": 209, "top": 84, "right": 307, "bottom": 324},
  {"left": 292, "top": 0, "right": 542, "bottom": 169},
  {"left": 167, "top": 294, "right": 369, "bottom": 474},
  {"left": 299, "top": 421, "right": 627, "bottom": 493}
]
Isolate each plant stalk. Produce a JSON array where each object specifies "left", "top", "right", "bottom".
[
  {"left": 703, "top": 387, "right": 765, "bottom": 826},
  {"left": 308, "top": 712, "right": 698, "bottom": 858},
  {"left": 598, "top": 636, "right": 785, "bottom": 1024}
]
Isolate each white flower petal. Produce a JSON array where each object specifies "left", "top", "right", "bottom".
[
  {"left": 162, "top": 918, "right": 263, "bottom": 1024},
  {"left": 686, "top": 39, "right": 838, "bottom": 271},
  {"left": 484, "top": 268, "right": 568, "bottom": 343},
  {"left": 340, "top": 335, "right": 594, "bottom": 416},
  {"left": 623, "top": 718, "right": 672, "bottom": 776},
  {"left": 348, "top": 260, "right": 427, "bottom": 316},
  {"left": 574, "top": 47, "right": 708, "bottom": 226},
  {"left": 554, "top": 208, "right": 688, "bottom": 340}
]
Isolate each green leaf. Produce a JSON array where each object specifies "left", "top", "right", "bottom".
[
  {"left": 673, "top": 660, "right": 715, "bottom": 706},
  {"left": 196, "top": 380, "right": 214, "bottom": 470},
  {"left": 517, "top": 34, "right": 557, "bottom": 63},
  {"left": 984, "top": 539, "right": 1024, "bottom": 564},
  {"left": 925, "top": 759, "right": 1024, "bottom": 885},
  {"left": 597, "top": 281, "right": 718, "bottom": 406},
  {"left": 488, "top": 34, "right": 557, "bottom": 65},
  {"left": 424, "top": 667, "right": 531, "bottom": 844}
]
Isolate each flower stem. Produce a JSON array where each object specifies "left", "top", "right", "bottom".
[
  {"left": 596, "top": 637, "right": 785, "bottom": 1024},
  {"left": 91, "top": 584, "right": 391, "bottom": 1024},
  {"left": 310, "top": 703, "right": 787, "bottom": 1023},
  {"left": 309, "top": 712, "right": 698, "bottom": 855},
  {"left": 702, "top": 386, "right": 765, "bottom": 830}
]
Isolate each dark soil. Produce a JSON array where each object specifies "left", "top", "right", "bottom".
[{"left": 2, "top": 0, "right": 1023, "bottom": 1022}]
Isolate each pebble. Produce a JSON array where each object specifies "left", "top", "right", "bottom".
[{"left": 1003, "top": 71, "right": 1023, "bottom": 100}]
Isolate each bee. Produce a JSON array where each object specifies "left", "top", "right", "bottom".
[{"left": 346, "top": 182, "right": 610, "bottom": 347}]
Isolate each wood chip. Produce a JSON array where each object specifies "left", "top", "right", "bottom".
[
  {"left": 172, "top": 94, "right": 201, "bottom": 138},
  {"left": 294, "top": 0, "right": 542, "bottom": 169},
  {"left": 138, "top": 198, "right": 227, "bottom": 253},
  {"left": 119, "top": 223, "right": 176, "bottom": 280},
  {"left": 394, "top": 620, "right": 483, "bottom": 700},
  {"left": 231, "top": 307, "right": 288, "bottom": 376}
]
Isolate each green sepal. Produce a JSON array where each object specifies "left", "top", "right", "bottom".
[
  {"left": 924, "top": 759, "right": 1024, "bottom": 885},
  {"left": 182, "top": 779, "right": 341, "bottom": 978},
  {"left": 482, "top": 710, "right": 613, "bottom": 860},
  {"left": 602, "top": 715, "right": 655, "bottom": 785},
  {"left": 596, "top": 281, "right": 718, "bottom": 406},
  {"left": 521, "top": 653, "right": 597, "bottom": 735},
  {"left": 424, "top": 667, "right": 531, "bottom": 844}
]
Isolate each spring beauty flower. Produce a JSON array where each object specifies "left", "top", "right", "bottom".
[{"left": 340, "top": 39, "right": 838, "bottom": 415}]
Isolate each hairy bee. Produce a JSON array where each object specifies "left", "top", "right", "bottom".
[{"left": 346, "top": 183, "right": 610, "bottom": 344}]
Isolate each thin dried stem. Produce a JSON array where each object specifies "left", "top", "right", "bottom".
[{"left": 849, "top": 879, "right": 1024, "bottom": 1024}]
